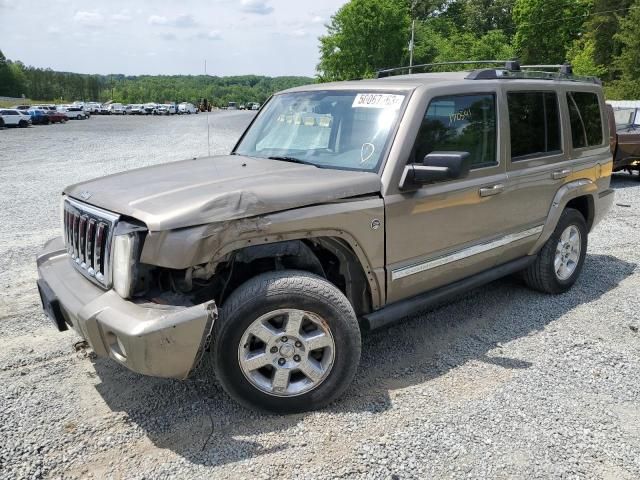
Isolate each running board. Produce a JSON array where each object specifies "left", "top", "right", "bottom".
[{"left": 361, "top": 256, "right": 536, "bottom": 331}]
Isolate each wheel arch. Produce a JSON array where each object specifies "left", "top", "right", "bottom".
[
  {"left": 210, "top": 236, "right": 376, "bottom": 317},
  {"left": 528, "top": 179, "right": 598, "bottom": 256}
]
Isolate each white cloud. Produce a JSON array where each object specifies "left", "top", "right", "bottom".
[
  {"left": 110, "top": 13, "right": 132, "bottom": 22},
  {"left": 0, "top": 0, "right": 349, "bottom": 77},
  {"left": 192, "top": 30, "right": 223, "bottom": 41},
  {"left": 159, "top": 32, "right": 177, "bottom": 41},
  {"left": 73, "top": 11, "right": 104, "bottom": 27},
  {"left": 148, "top": 15, "right": 169, "bottom": 26},
  {"left": 148, "top": 13, "right": 197, "bottom": 28},
  {"left": 173, "top": 14, "right": 197, "bottom": 28},
  {"left": 240, "top": 0, "right": 273, "bottom": 15}
]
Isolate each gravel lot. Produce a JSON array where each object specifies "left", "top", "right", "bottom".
[{"left": 1, "top": 113, "right": 639, "bottom": 480}]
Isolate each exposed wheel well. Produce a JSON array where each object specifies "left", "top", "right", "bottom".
[
  {"left": 565, "top": 195, "right": 594, "bottom": 232},
  {"left": 210, "top": 238, "right": 373, "bottom": 316}
]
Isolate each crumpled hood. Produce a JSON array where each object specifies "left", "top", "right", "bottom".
[{"left": 64, "top": 155, "right": 381, "bottom": 231}]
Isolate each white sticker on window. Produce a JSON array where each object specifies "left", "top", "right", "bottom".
[{"left": 352, "top": 93, "right": 405, "bottom": 109}]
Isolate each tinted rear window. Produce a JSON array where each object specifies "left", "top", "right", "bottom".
[
  {"left": 508, "top": 91, "right": 561, "bottom": 160},
  {"left": 567, "top": 92, "right": 603, "bottom": 148}
]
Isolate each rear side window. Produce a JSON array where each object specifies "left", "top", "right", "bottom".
[
  {"left": 411, "top": 94, "right": 497, "bottom": 168},
  {"left": 508, "top": 91, "right": 561, "bottom": 160},
  {"left": 567, "top": 92, "right": 603, "bottom": 148}
]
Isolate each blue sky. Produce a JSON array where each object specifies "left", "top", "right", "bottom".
[{"left": 0, "top": 0, "right": 348, "bottom": 77}]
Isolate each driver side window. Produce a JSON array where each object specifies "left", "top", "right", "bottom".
[{"left": 410, "top": 94, "right": 497, "bottom": 168}]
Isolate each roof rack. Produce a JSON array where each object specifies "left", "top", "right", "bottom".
[
  {"left": 376, "top": 60, "right": 601, "bottom": 84},
  {"left": 376, "top": 60, "right": 519, "bottom": 78}
]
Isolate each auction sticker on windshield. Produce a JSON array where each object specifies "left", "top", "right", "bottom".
[{"left": 352, "top": 93, "right": 405, "bottom": 109}]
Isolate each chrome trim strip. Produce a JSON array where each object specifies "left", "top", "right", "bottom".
[
  {"left": 391, "top": 225, "right": 544, "bottom": 281},
  {"left": 65, "top": 196, "right": 120, "bottom": 223}
]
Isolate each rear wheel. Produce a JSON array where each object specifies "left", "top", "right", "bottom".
[
  {"left": 212, "top": 270, "right": 361, "bottom": 413},
  {"left": 523, "top": 208, "right": 587, "bottom": 294}
]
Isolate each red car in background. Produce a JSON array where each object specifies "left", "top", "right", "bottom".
[
  {"left": 36, "top": 105, "right": 68, "bottom": 123},
  {"left": 47, "top": 111, "right": 68, "bottom": 123}
]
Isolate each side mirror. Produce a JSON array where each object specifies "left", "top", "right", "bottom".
[{"left": 399, "top": 151, "right": 472, "bottom": 190}]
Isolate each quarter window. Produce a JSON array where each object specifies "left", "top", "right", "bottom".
[
  {"left": 567, "top": 92, "right": 603, "bottom": 148},
  {"left": 508, "top": 91, "right": 561, "bottom": 160},
  {"left": 411, "top": 94, "right": 497, "bottom": 168}
]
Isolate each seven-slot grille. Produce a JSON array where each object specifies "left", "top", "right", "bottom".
[{"left": 63, "top": 198, "right": 119, "bottom": 288}]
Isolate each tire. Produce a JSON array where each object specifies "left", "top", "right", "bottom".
[
  {"left": 212, "top": 270, "right": 361, "bottom": 413},
  {"left": 18, "top": 120, "right": 27, "bottom": 128},
  {"left": 523, "top": 208, "right": 588, "bottom": 294}
]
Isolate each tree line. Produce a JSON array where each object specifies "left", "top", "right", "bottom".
[
  {"left": 317, "top": 0, "right": 640, "bottom": 99},
  {"left": 3, "top": 0, "right": 639, "bottom": 102},
  {"left": 0, "top": 50, "right": 312, "bottom": 105}
]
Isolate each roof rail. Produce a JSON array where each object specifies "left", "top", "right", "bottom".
[
  {"left": 466, "top": 65, "right": 601, "bottom": 84},
  {"left": 521, "top": 63, "right": 573, "bottom": 75},
  {"left": 375, "top": 60, "right": 518, "bottom": 78}
]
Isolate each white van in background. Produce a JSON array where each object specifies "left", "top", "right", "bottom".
[
  {"left": 178, "top": 102, "right": 197, "bottom": 114},
  {"left": 108, "top": 103, "right": 125, "bottom": 115}
]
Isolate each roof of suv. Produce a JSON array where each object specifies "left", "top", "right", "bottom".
[{"left": 282, "top": 70, "right": 601, "bottom": 94}]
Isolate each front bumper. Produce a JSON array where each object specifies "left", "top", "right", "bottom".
[{"left": 36, "top": 237, "right": 217, "bottom": 379}]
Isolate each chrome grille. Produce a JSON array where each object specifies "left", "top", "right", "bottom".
[{"left": 63, "top": 197, "right": 119, "bottom": 288}]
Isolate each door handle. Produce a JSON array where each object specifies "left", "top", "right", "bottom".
[
  {"left": 479, "top": 184, "right": 504, "bottom": 197},
  {"left": 552, "top": 169, "right": 571, "bottom": 180}
]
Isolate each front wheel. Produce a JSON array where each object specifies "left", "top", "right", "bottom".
[
  {"left": 212, "top": 270, "right": 361, "bottom": 413},
  {"left": 523, "top": 208, "right": 588, "bottom": 294}
]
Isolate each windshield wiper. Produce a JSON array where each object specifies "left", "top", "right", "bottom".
[{"left": 267, "top": 156, "right": 317, "bottom": 167}]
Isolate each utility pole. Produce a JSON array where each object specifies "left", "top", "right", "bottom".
[
  {"left": 408, "top": 0, "right": 416, "bottom": 74},
  {"left": 409, "top": 19, "right": 415, "bottom": 74}
]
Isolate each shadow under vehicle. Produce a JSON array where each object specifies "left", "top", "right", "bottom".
[{"left": 90, "top": 252, "right": 635, "bottom": 466}]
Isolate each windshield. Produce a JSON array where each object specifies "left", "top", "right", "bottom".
[
  {"left": 234, "top": 90, "right": 406, "bottom": 172},
  {"left": 613, "top": 108, "right": 639, "bottom": 129}
]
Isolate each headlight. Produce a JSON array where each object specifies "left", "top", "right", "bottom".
[{"left": 112, "top": 233, "right": 139, "bottom": 298}]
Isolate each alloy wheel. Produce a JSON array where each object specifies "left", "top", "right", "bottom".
[{"left": 238, "top": 309, "right": 335, "bottom": 397}]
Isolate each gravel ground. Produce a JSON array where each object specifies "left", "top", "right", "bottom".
[{"left": 1, "top": 114, "right": 639, "bottom": 480}]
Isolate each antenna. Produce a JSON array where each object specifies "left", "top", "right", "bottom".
[{"left": 205, "top": 59, "right": 211, "bottom": 157}]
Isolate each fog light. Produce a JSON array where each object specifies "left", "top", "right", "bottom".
[{"left": 107, "top": 332, "right": 127, "bottom": 360}]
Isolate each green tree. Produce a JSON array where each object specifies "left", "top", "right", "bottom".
[
  {"left": 608, "top": 0, "right": 640, "bottom": 98},
  {"left": 463, "top": 0, "right": 515, "bottom": 35},
  {"left": 567, "top": 0, "right": 632, "bottom": 82},
  {"left": 0, "top": 49, "right": 21, "bottom": 97},
  {"left": 317, "top": 0, "right": 410, "bottom": 80},
  {"left": 513, "top": 0, "right": 590, "bottom": 64},
  {"left": 567, "top": 36, "right": 607, "bottom": 77}
]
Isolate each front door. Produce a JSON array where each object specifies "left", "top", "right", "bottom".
[{"left": 385, "top": 91, "right": 523, "bottom": 304}]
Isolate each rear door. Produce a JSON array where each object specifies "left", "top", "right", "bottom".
[
  {"left": 497, "top": 88, "right": 567, "bottom": 264},
  {"left": 497, "top": 86, "right": 607, "bottom": 264}
]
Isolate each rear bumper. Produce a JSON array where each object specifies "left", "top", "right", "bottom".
[
  {"left": 36, "top": 237, "right": 217, "bottom": 379},
  {"left": 593, "top": 188, "right": 615, "bottom": 229}
]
